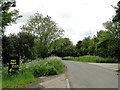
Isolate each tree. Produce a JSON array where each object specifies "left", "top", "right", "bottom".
[
  {"left": 2, "top": 35, "right": 12, "bottom": 65},
  {"left": 17, "top": 32, "right": 36, "bottom": 60},
  {"left": 2, "top": 32, "right": 36, "bottom": 65},
  {"left": 112, "top": 1, "right": 120, "bottom": 22},
  {"left": 76, "top": 40, "right": 83, "bottom": 56},
  {"left": 21, "top": 12, "right": 64, "bottom": 57},
  {"left": 2, "top": 34, "right": 19, "bottom": 65},
  {"left": 76, "top": 40, "right": 82, "bottom": 49},
  {"left": 80, "top": 37, "right": 91, "bottom": 55},
  {"left": 103, "top": 21, "right": 120, "bottom": 58},
  {"left": 34, "top": 40, "right": 48, "bottom": 58},
  {"left": 21, "top": 12, "right": 64, "bottom": 44},
  {"left": 51, "top": 38, "right": 76, "bottom": 57},
  {"left": 112, "top": 1, "right": 120, "bottom": 39},
  {"left": 96, "top": 30, "right": 120, "bottom": 58},
  {"left": 103, "top": 21, "right": 120, "bottom": 38},
  {"left": 1, "top": 0, "right": 22, "bottom": 64},
  {"left": 0, "top": 0, "right": 22, "bottom": 34},
  {"left": 87, "top": 36, "right": 98, "bottom": 55}
]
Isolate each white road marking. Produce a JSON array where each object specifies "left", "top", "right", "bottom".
[{"left": 66, "top": 79, "right": 70, "bottom": 88}]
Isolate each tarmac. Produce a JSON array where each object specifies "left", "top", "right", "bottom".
[
  {"left": 39, "top": 73, "right": 68, "bottom": 88},
  {"left": 38, "top": 62, "right": 119, "bottom": 88},
  {"left": 25, "top": 62, "right": 119, "bottom": 88},
  {"left": 88, "top": 63, "right": 119, "bottom": 71}
]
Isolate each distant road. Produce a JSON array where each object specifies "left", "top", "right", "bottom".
[{"left": 63, "top": 60, "right": 118, "bottom": 88}]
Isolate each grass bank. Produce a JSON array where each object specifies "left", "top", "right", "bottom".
[
  {"left": 2, "top": 56, "right": 64, "bottom": 88},
  {"left": 63, "top": 55, "right": 119, "bottom": 63},
  {"left": 0, "top": 70, "right": 1, "bottom": 89}
]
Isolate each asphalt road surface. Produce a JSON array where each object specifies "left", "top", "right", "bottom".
[{"left": 63, "top": 60, "right": 118, "bottom": 88}]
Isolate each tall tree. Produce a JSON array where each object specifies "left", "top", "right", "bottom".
[
  {"left": 2, "top": 35, "right": 12, "bottom": 65},
  {"left": 0, "top": 0, "right": 22, "bottom": 34},
  {"left": 2, "top": 32, "right": 36, "bottom": 65},
  {"left": 103, "top": 21, "right": 120, "bottom": 58},
  {"left": 76, "top": 41, "right": 82, "bottom": 49},
  {"left": 51, "top": 38, "right": 76, "bottom": 57},
  {"left": 103, "top": 21, "right": 120, "bottom": 38},
  {"left": 80, "top": 36, "right": 91, "bottom": 55},
  {"left": 87, "top": 36, "right": 98, "bottom": 55},
  {"left": 76, "top": 40, "right": 83, "bottom": 56},
  {"left": 96, "top": 30, "right": 120, "bottom": 58},
  {"left": 17, "top": 32, "right": 36, "bottom": 60},
  {"left": 21, "top": 12, "right": 64, "bottom": 45},
  {"left": 112, "top": 1, "right": 120, "bottom": 22},
  {"left": 21, "top": 12, "right": 64, "bottom": 57}
]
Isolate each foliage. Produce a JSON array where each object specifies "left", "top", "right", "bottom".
[
  {"left": 17, "top": 32, "right": 36, "bottom": 60},
  {"left": 34, "top": 40, "right": 48, "bottom": 58},
  {"left": 22, "top": 56, "right": 64, "bottom": 77},
  {"left": 2, "top": 32, "right": 36, "bottom": 65},
  {"left": 2, "top": 1, "right": 120, "bottom": 65},
  {"left": 2, "top": 67, "right": 35, "bottom": 88},
  {"left": 21, "top": 12, "right": 64, "bottom": 57},
  {"left": 87, "top": 36, "right": 98, "bottom": 55},
  {"left": 0, "top": 0, "right": 22, "bottom": 34},
  {"left": 78, "top": 37, "right": 91, "bottom": 55},
  {"left": 63, "top": 55, "right": 119, "bottom": 63},
  {"left": 96, "top": 30, "right": 120, "bottom": 58},
  {"left": 51, "top": 38, "right": 77, "bottom": 57},
  {"left": 2, "top": 35, "right": 12, "bottom": 65},
  {"left": 76, "top": 40, "right": 83, "bottom": 56},
  {"left": 103, "top": 21, "right": 120, "bottom": 39},
  {"left": 76, "top": 29, "right": 120, "bottom": 59},
  {"left": 2, "top": 56, "right": 64, "bottom": 88},
  {"left": 74, "top": 1, "right": 120, "bottom": 59},
  {"left": 112, "top": 1, "right": 120, "bottom": 22}
]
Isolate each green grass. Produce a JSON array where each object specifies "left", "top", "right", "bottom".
[
  {"left": 25, "top": 56, "right": 64, "bottom": 77},
  {"left": 63, "top": 55, "right": 119, "bottom": 63},
  {"left": 2, "top": 56, "right": 64, "bottom": 88},
  {"left": 0, "top": 70, "right": 1, "bottom": 89},
  {"left": 2, "top": 69, "right": 35, "bottom": 88}
]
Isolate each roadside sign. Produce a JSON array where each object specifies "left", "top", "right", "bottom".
[{"left": 8, "top": 57, "right": 19, "bottom": 75}]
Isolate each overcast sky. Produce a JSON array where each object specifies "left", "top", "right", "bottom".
[{"left": 5, "top": 0, "right": 119, "bottom": 45}]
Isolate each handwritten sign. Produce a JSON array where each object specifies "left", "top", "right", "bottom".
[{"left": 8, "top": 57, "right": 19, "bottom": 75}]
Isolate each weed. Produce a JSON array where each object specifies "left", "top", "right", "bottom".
[
  {"left": 2, "top": 56, "right": 64, "bottom": 88},
  {"left": 63, "top": 55, "right": 119, "bottom": 63}
]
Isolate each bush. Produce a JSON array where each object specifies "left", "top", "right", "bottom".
[
  {"left": 2, "top": 56, "right": 64, "bottom": 88},
  {"left": 63, "top": 55, "right": 119, "bottom": 63},
  {"left": 2, "top": 67, "right": 35, "bottom": 88},
  {"left": 26, "top": 56, "right": 64, "bottom": 77}
]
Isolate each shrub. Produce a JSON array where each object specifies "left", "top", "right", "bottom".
[
  {"left": 2, "top": 68, "right": 35, "bottom": 88},
  {"left": 63, "top": 55, "right": 119, "bottom": 63},
  {"left": 26, "top": 56, "right": 64, "bottom": 77},
  {"left": 2, "top": 56, "right": 64, "bottom": 88}
]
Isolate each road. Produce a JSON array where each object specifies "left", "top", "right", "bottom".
[{"left": 63, "top": 60, "right": 118, "bottom": 88}]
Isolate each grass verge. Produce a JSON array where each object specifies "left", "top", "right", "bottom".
[
  {"left": 0, "top": 70, "right": 1, "bottom": 89},
  {"left": 2, "top": 69, "right": 35, "bottom": 88},
  {"left": 63, "top": 55, "right": 119, "bottom": 63},
  {"left": 2, "top": 56, "right": 64, "bottom": 88}
]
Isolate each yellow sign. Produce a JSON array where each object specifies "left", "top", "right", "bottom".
[
  {"left": 10, "top": 60, "right": 17, "bottom": 64},
  {"left": 8, "top": 57, "right": 19, "bottom": 74}
]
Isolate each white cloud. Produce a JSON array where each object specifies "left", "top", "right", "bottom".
[
  {"left": 6, "top": 0, "right": 119, "bottom": 45},
  {"left": 5, "top": 22, "right": 23, "bottom": 36}
]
